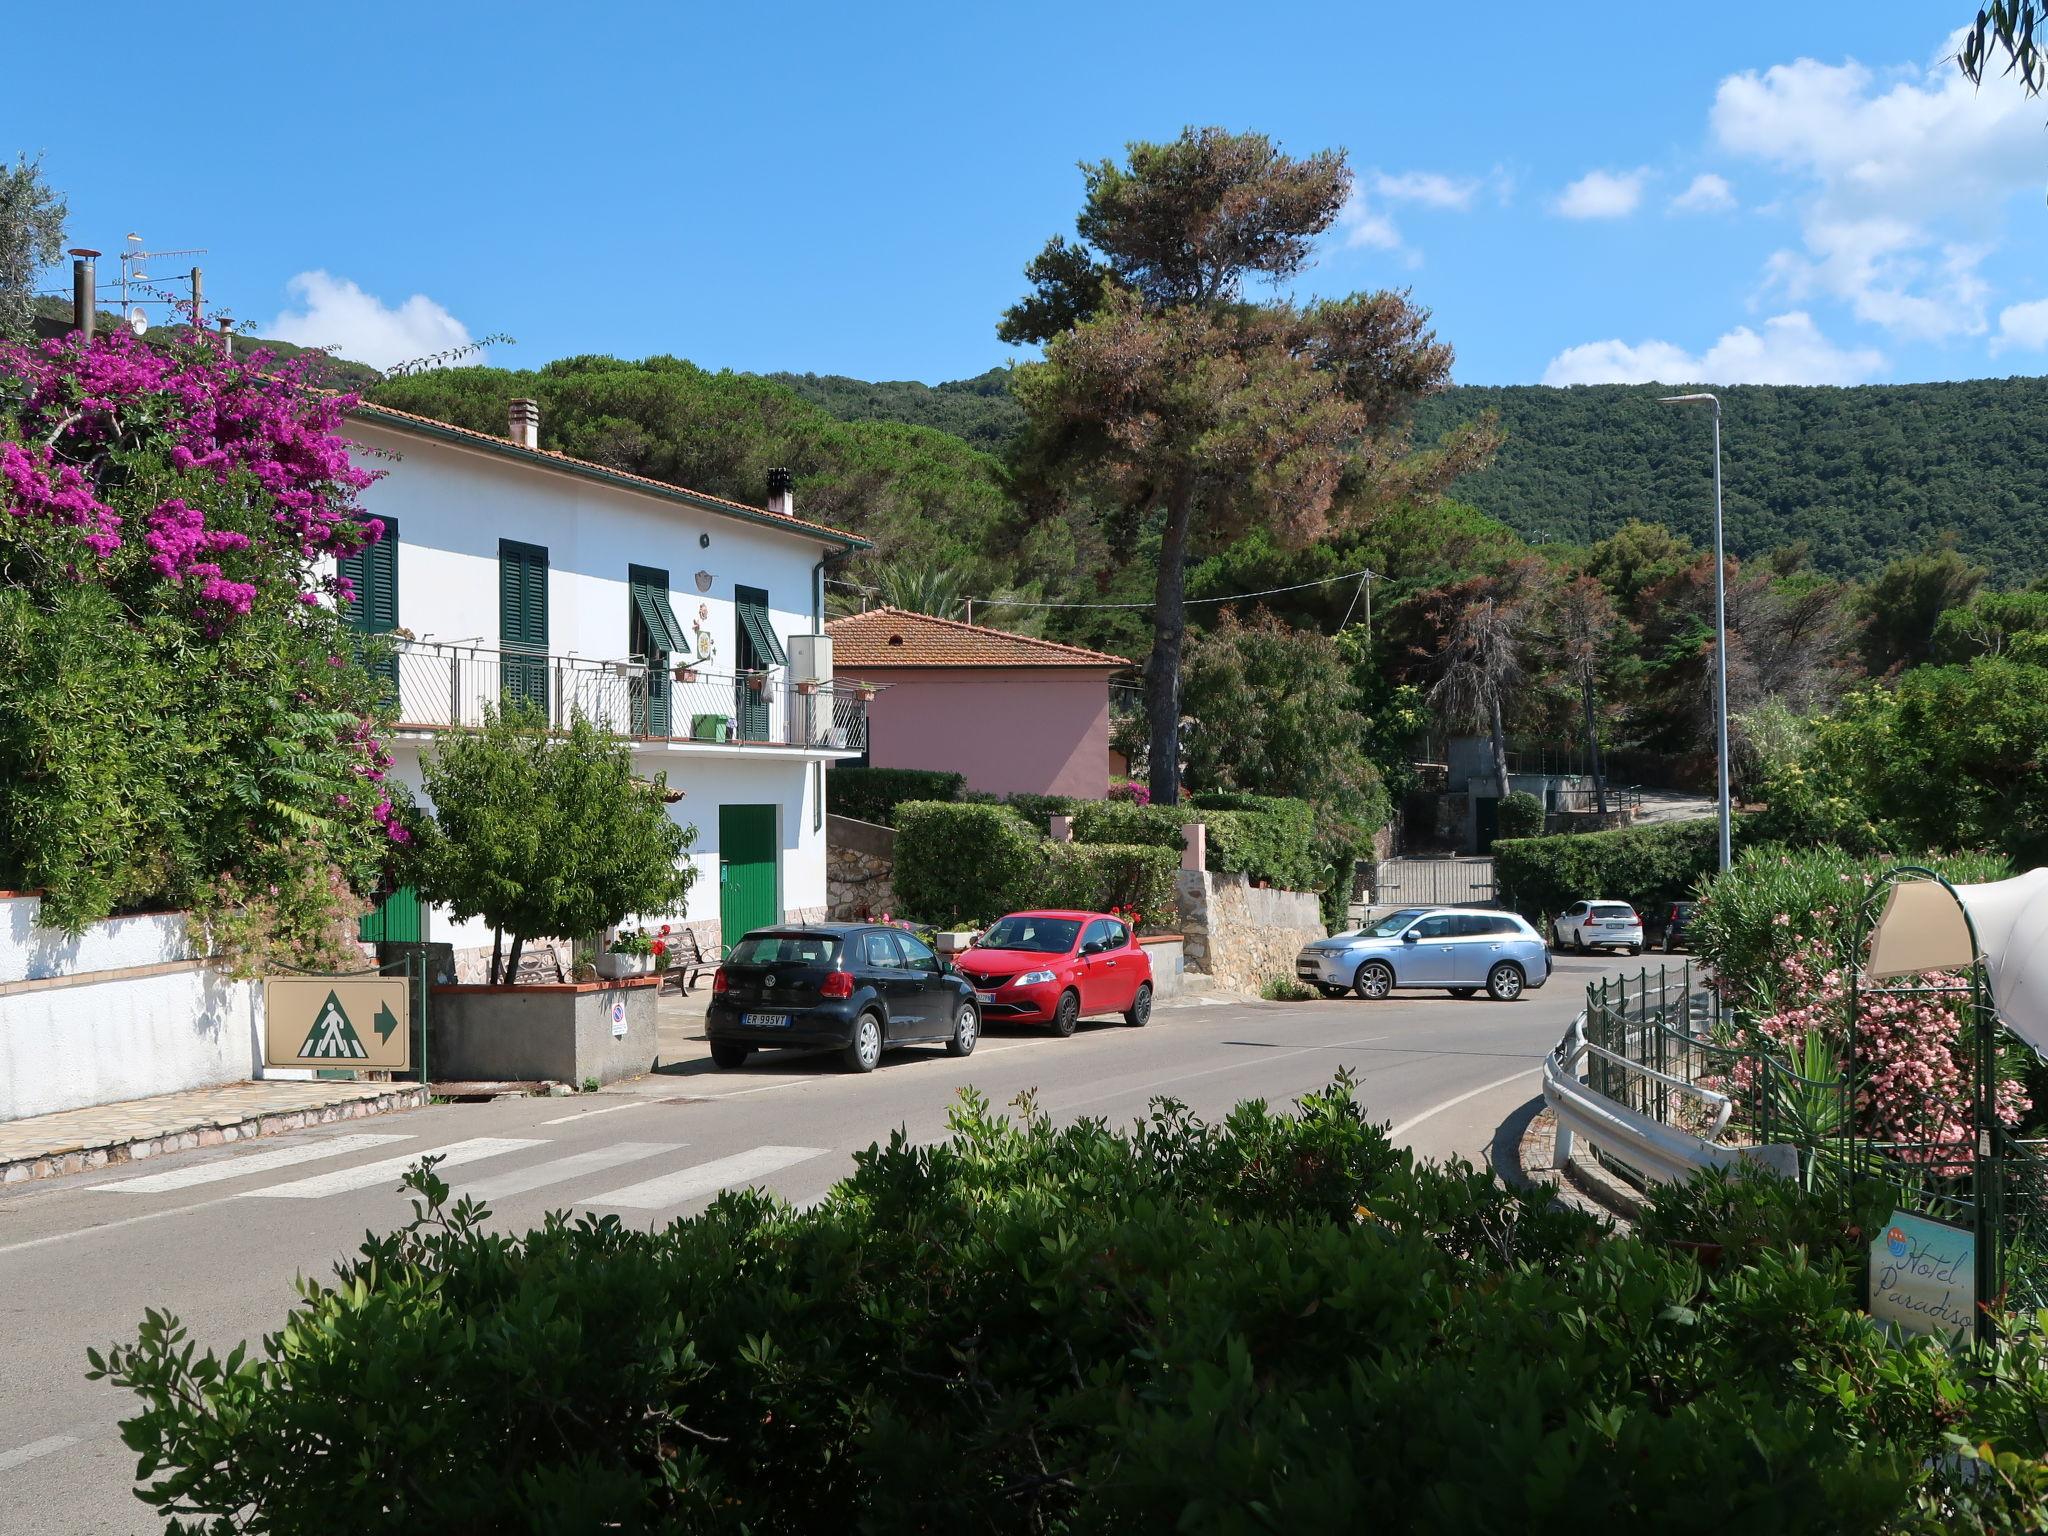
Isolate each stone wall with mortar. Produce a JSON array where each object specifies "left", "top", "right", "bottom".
[
  {"left": 826, "top": 814, "right": 897, "bottom": 920},
  {"left": 1173, "top": 871, "right": 1327, "bottom": 996}
]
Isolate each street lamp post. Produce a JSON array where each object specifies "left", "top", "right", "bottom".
[{"left": 1658, "top": 392, "right": 1733, "bottom": 874}]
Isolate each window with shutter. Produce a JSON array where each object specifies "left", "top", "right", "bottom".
[
  {"left": 499, "top": 539, "right": 549, "bottom": 716},
  {"left": 336, "top": 518, "right": 398, "bottom": 693},
  {"left": 628, "top": 564, "right": 678, "bottom": 737}
]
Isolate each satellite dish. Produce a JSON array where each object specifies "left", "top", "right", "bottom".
[{"left": 128, "top": 308, "right": 149, "bottom": 336}]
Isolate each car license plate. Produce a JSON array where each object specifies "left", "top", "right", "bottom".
[
  {"left": 741, "top": 1013, "right": 790, "bottom": 1029},
  {"left": 973, "top": 990, "right": 996, "bottom": 1003}
]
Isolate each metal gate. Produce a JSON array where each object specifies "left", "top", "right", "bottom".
[{"left": 1372, "top": 857, "right": 1497, "bottom": 909}]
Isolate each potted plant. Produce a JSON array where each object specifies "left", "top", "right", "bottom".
[
  {"left": 795, "top": 678, "right": 819, "bottom": 696},
  {"left": 673, "top": 663, "right": 699, "bottom": 684},
  {"left": 853, "top": 683, "right": 877, "bottom": 703},
  {"left": 599, "top": 928, "right": 657, "bottom": 978},
  {"left": 745, "top": 671, "right": 768, "bottom": 695}
]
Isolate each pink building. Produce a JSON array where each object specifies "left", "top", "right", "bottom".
[{"left": 827, "top": 608, "right": 1130, "bottom": 799}]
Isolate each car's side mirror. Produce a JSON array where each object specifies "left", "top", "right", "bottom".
[{"left": 1402, "top": 931, "right": 1419, "bottom": 943}]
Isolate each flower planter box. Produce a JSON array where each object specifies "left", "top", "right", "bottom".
[
  {"left": 429, "top": 978, "right": 658, "bottom": 1086},
  {"left": 596, "top": 951, "right": 652, "bottom": 979}
]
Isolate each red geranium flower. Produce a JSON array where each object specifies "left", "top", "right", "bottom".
[{"left": 652, "top": 940, "right": 667, "bottom": 956}]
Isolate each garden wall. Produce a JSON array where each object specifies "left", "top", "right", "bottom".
[
  {"left": 0, "top": 892, "right": 290, "bottom": 1122},
  {"left": 826, "top": 814, "right": 896, "bottom": 921},
  {"left": 1174, "top": 872, "right": 1326, "bottom": 996}
]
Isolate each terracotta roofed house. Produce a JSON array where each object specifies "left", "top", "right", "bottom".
[{"left": 826, "top": 607, "right": 1130, "bottom": 799}]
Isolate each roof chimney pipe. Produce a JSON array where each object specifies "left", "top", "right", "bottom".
[
  {"left": 508, "top": 397, "right": 540, "bottom": 451},
  {"left": 69, "top": 249, "right": 99, "bottom": 341},
  {"left": 766, "top": 466, "right": 794, "bottom": 519}
]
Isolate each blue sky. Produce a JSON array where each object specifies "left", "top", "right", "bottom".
[{"left": 9, "top": 3, "right": 2045, "bottom": 388}]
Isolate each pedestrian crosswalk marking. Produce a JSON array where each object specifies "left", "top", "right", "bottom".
[
  {"left": 456, "top": 1142, "right": 685, "bottom": 1202},
  {"left": 582, "top": 1145, "right": 826, "bottom": 1210},
  {"left": 297, "top": 991, "right": 370, "bottom": 1059},
  {"left": 239, "top": 1137, "right": 544, "bottom": 1200},
  {"left": 89, "top": 1133, "right": 413, "bottom": 1195}
]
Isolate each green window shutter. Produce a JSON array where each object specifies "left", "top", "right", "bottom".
[
  {"left": 500, "top": 540, "right": 548, "bottom": 650},
  {"left": 628, "top": 564, "right": 688, "bottom": 653},
  {"left": 338, "top": 518, "right": 398, "bottom": 634},
  {"left": 735, "top": 585, "right": 788, "bottom": 667}
]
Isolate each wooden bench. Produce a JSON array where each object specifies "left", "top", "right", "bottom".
[{"left": 662, "top": 927, "right": 721, "bottom": 994}]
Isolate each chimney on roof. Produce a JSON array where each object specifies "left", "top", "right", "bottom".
[
  {"left": 69, "top": 249, "right": 99, "bottom": 340},
  {"left": 766, "top": 466, "right": 794, "bottom": 518},
  {"left": 508, "top": 398, "right": 540, "bottom": 451}
]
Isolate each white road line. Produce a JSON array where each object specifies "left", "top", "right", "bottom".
[
  {"left": 458, "top": 1143, "right": 682, "bottom": 1202},
  {"left": 0, "top": 1435, "right": 78, "bottom": 1473},
  {"left": 240, "top": 1137, "right": 544, "bottom": 1200},
  {"left": 1385, "top": 1067, "right": 1541, "bottom": 1143},
  {"left": 88, "top": 1133, "right": 413, "bottom": 1195},
  {"left": 538, "top": 1099, "right": 656, "bottom": 1127},
  {"left": 583, "top": 1145, "right": 826, "bottom": 1211}
]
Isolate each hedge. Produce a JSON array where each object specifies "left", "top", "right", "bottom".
[
  {"left": 1493, "top": 816, "right": 1752, "bottom": 926},
  {"left": 1070, "top": 796, "right": 1324, "bottom": 895},
  {"left": 890, "top": 801, "right": 1039, "bottom": 924},
  {"left": 827, "top": 767, "right": 965, "bottom": 826},
  {"left": 1036, "top": 842, "right": 1178, "bottom": 926},
  {"left": 1496, "top": 790, "right": 1544, "bottom": 840},
  {"left": 93, "top": 1079, "right": 2048, "bottom": 1530}
]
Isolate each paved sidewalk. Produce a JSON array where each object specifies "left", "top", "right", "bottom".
[{"left": 0, "top": 1079, "right": 427, "bottom": 1185}]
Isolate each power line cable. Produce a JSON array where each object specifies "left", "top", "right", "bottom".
[{"left": 826, "top": 565, "right": 1382, "bottom": 613}]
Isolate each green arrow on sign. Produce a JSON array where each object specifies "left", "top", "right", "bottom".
[{"left": 373, "top": 1002, "right": 399, "bottom": 1043}]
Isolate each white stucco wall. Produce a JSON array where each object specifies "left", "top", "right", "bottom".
[
  {"left": 343, "top": 420, "right": 829, "bottom": 670},
  {"left": 1, "top": 894, "right": 196, "bottom": 983}
]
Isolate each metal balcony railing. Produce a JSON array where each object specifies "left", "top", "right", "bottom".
[{"left": 386, "top": 640, "right": 866, "bottom": 752}]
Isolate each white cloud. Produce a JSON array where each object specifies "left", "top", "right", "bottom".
[
  {"left": 1670, "top": 173, "right": 1736, "bottom": 214},
  {"left": 1372, "top": 170, "right": 1481, "bottom": 210},
  {"left": 266, "top": 271, "right": 474, "bottom": 372},
  {"left": 1541, "top": 311, "right": 1885, "bottom": 386},
  {"left": 1709, "top": 40, "right": 2040, "bottom": 342},
  {"left": 1993, "top": 297, "right": 2048, "bottom": 353},
  {"left": 1553, "top": 168, "right": 1650, "bottom": 219}
]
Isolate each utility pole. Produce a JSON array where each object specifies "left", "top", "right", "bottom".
[{"left": 1658, "top": 393, "right": 1733, "bottom": 873}]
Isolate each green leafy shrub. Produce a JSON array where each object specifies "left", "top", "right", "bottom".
[
  {"left": 890, "top": 801, "right": 1040, "bottom": 925},
  {"left": 1260, "top": 975, "right": 1315, "bottom": 1001},
  {"left": 92, "top": 1078, "right": 2048, "bottom": 1532},
  {"left": 999, "top": 792, "right": 1081, "bottom": 830},
  {"left": 1494, "top": 816, "right": 1749, "bottom": 926},
  {"left": 826, "top": 767, "right": 965, "bottom": 825},
  {"left": 1071, "top": 796, "right": 1323, "bottom": 894},
  {"left": 1636, "top": 1164, "right": 1898, "bottom": 1270},
  {"left": 1690, "top": 844, "right": 2012, "bottom": 1011},
  {"left": 1037, "top": 842, "right": 1177, "bottom": 925},
  {"left": 1068, "top": 798, "right": 1188, "bottom": 851},
  {"left": 1496, "top": 790, "right": 1545, "bottom": 840}
]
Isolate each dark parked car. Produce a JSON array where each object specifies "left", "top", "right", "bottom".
[
  {"left": 706, "top": 923, "right": 978, "bottom": 1073},
  {"left": 1657, "top": 900, "right": 1697, "bottom": 953}
]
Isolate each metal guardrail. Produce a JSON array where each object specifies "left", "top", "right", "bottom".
[
  {"left": 1550, "top": 784, "right": 1643, "bottom": 816},
  {"left": 384, "top": 640, "right": 866, "bottom": 751}
]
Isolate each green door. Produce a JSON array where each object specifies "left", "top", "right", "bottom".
[
  {"left": 719, "top": 805, "right": 779, "bottom": 950},
  {"left": 337, "top": 517, "right": 399, "bottom": 697},
  {"left": 500, "top": 539, "right": 549, "bottom": 716}
]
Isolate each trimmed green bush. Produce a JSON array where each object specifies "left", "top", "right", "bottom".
[
  {"left": 1037, "top": 842, "right": 1178, "bottom": 925},
  {"left": 1494, "top": 816, "right": 1751, "bottom": 927},
  {"left": 827, "top": 767, "right": 965, "bottom": 826},
  {"left": 92, "top": 1078, "right": 2048, "bottom": 1531},
  {"left": 1496, "top": 790, "right": 1545, "bottom": 840},
  {"left": 1071, "top": 796, "right": 1323, "bottom": 894},
  {"left": 1069, "top": 799, "right": 1188, "bottom": 851},
  {"left": 891, "top": 801, "right": 1038, "bottom": 924},
  {"left": 1000, "top": 792, "right": 1082, "bottom": 830}
]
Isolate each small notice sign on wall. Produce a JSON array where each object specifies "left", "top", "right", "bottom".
[{"left": 1870, "top": 1209, "right": 1975, "bottom": 1338}]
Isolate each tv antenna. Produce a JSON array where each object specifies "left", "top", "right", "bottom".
[{"left": 119, "top": 234, "right": 210, "bottom": 325}]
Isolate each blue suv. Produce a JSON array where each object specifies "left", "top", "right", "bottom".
[{"left": 1295, "top": 907, "right": 1551, "bottom": 1002}]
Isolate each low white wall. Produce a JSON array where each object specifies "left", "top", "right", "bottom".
[
  {"left": 0, "top": 894, "right": 280, "bottom": 1122},
  {"left": 1, "top": 893, "right": 196, "bottom": 983}
]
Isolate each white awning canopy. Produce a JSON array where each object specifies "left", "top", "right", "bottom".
[{"left": 1867, "top": 868, "right": 2048, "bottom": 1054}]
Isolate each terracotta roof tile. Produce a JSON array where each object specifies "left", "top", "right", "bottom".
[
  {"left": 827, "top": 607, "right": 1130, "bottom": 669},
  {"left": 347, "top": 401, "right": 868, "bottom": 547}
]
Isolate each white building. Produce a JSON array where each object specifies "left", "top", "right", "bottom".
[{"left": 339, "top": 397, "right": 869, "bottom": 974}]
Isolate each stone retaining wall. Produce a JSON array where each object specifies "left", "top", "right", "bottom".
[
  {"left": 827, "top": 814, "right": 897, "bottom": 920},
  {"left": 1173, "top": 871, "right": 1327, "bottom": 996}
]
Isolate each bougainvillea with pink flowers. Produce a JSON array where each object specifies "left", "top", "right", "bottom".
[{"left": 0, "top": 326, "right": 414, "bottom": 960}]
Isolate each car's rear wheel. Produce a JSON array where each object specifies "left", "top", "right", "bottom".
[
  {"left": 947, "top": 1001, "right": 979, "bottom": 1057},
  {"left": 1447, "top": 987, "right": 1478, "bottom": 999},
  {"left": 1662, "top": 930, "right": 1676, "bottom": 953},
  {"left": 710, "top": 1042, "right": 750, "bottom": 1069},
  {"left": 1573, "top": 931, "right": 1589, "bottom": 955},
  {"left": 844, "top": 1011, "right": 884, "bottom": 1073},
  {"left": 1051, "top": 989, "right": 1081, "bottom": 1037},
  {"left": 1626, "top": 944, "right": 1642, "bottom": 956},
  {"left": 1354, "top": 960, "right": 1395, "bottom": 1000},
  {"left": 1123, "top": 983, "right": 1152, "bottom": 1027},
  {"left": 1315, "top": 983, "right": 1350, "bottom": 999},
  {"left": 1486, "top": 962, "right": 1525, "bottom": 1002}
]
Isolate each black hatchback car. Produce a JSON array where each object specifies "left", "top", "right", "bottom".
[
  {"left": 1657, "top": 901, "right": 1697, "bottom": 953},
  {"left": 706, "top": 923, "right": 979, "bottom": 1073}
]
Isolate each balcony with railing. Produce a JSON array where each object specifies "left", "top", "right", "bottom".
[{"left": 383, "top": 640, "right": 867, "bottom": 754}]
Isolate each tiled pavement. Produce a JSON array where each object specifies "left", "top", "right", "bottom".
[{"left": 0, "top": 1080, "right": 428, "bottom": 1186}]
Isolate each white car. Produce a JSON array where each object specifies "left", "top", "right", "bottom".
[{"left": 1552, "top": 900, "right": 1644, "bottom": 955}]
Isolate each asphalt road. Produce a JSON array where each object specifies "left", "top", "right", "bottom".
[{"left": 0, "top": 953, "right": 1614, "bottom": 1533}]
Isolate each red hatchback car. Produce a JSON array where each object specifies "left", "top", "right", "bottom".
[{"left": 954, "top": 910, "right": 1154, "bottom": 1035}]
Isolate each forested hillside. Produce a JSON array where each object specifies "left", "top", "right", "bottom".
[{"left": 776, "top": 360, "right": 2048, "bottom": 583}]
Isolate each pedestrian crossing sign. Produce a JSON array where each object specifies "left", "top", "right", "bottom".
[{"left": 264, "top": 976, "right": 412, "bottom": 1071}]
